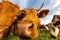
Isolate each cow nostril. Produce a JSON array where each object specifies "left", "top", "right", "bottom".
[
  {"left": 52, "top": 27, "right": 55, "bottom": 32},
  {"left": 28, "top": 24, "right": 33, "bottom": 29}
]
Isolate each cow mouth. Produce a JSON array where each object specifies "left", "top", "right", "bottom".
[{"left": 50, "top": 27, "right": 59, "bottom": 39}]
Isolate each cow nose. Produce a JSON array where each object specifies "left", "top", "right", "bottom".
[
  {"left": 50, "top": 27, "right": 59, "bottom": 39},
  {"left": 14, "top": 21, "right": 38, "bottom": 38},
  {"left": 50, "top": 34, "right": 56, "bottom": 39},
  {"left": 17, "top": 21, "right": 33, "bottom": 37},
  {"left": 24, "top": 23, "right": 33, "bottom": 36}
]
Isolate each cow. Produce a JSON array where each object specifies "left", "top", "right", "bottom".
[
  {"left": 44, "top": 15, "right": 60, "bottom": 38},
  {"left": 46, "top": 23, "right": 59, "bottom": 38},
  {"left": 0, "top": 0, "right": 50, "bottom": 39},
  {"left": 50, "top": 15, "right": 60, "bottom": 38},
  {"left": 39, "top": 22, "right": 60, "bottom": 39},
  {"left": 13, "top": 4, "right": 50, "bottom": 39}
]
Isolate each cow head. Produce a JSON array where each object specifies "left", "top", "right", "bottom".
[
  {"left": 13, "top": 3, "right": 50, "bottom": 39},
  {"left": 50, "top": 15, "right": 60, "bottom": 38},
  {"left": 46, "top": 21, "right": 60, "bottom": 38},
  {"left": 50, "top": 21, "right": 60, "bottom": 38}
]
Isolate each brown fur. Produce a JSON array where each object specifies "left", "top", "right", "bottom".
[{"left": 0, "top": 1, "right": 21, "bottom": 39}]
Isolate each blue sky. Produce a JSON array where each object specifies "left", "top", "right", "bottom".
[{"left": 0, "top": 0, "right": 60, "bottom": 24}]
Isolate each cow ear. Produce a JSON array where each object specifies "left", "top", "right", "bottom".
[{"left": 37, "top": 9, "right": 50, "bottom": 18}]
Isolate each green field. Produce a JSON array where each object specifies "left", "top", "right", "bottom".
[{"left": 3, "top": 30, "right": 60, "bottom": 40}]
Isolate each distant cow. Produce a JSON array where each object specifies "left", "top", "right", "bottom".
[
  {"left": 13, "top": 4, "right": 50, "bottom": 39},
  {"left": 45, "top": 15, "right": 60, "bottom": 38},
  {"left": 39, "top": 15, "right": 60, "bottom": 38}
]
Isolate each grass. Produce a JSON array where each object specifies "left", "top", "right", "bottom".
[{"left": 3, "top": 30, "right": 60, "bottom": 40}]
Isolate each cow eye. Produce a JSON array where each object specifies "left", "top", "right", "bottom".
[
  {"left": 54, "top": 21, "right": 60, "bottom": 26},
  {"left": 29, "top": 24, "right": 33, "bottom": 29}
]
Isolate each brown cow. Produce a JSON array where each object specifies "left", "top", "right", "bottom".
[
  {"left": 13, "top": 5, "right": 50, "bottom": 38},
  {"left": 0, "top": 0, "right": 50, "bottom": 39},
  {"left": 0, "top": 0, "right": 21, "bottom": 39}
]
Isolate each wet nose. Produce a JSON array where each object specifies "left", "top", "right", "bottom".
[
  {"left": 51, "top": 34, "right": 56, "bottom": 39},
  {"left": 50, "top": 27, "right": 59, "bottom": 39},
  {"left": 23, "top": 22, "right": 33, "bottom": 36},
  {"left": 21, "top": 22, "right": 38, "bottom": 38}
]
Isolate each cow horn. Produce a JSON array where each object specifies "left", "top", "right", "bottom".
[
  {"left": 45, "top": 25, "right": 49, "bottom": 30},
  {"left": 38, "top": 2, "right": 44, "bottom": 13}
]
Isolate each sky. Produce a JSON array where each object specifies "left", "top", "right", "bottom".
[{"left": 0, "top": 0, "right": 60, "bottom": 24}]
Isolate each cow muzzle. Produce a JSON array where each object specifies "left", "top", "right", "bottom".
[
  {"left": 14, "top": 21, "right": 38, "bottom": 38},
  {"left": 50, "top": 27, "right": 59, "bottom": 38}
]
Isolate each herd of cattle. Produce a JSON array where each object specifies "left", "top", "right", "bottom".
[{"left": 0, "top": 0, "right": 60, "bottom": 39}]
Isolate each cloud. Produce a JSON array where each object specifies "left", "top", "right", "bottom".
[
  {"left": 10, "top": 0, "right": 29, "bottom": 9},
  {"left": 45, "top": 0, "right": 60, "bottom": 10},
  {"left": 0, "top": 0, "right": 2, "bottom": 2},
  {"left": 40, "top": 15, "right": 53, "bottom": 24},
  {"left": 54, "top": 11, "right": 60, "bottom": 15},
  {"left": 52, "top": 0, "right": 60, "bottom": 8},
  {"left": 19, "top": 0, "right": 29, "bottom": 9},
  {"left": 44, "top": 0, "right": 55, "bottom": 10},
  {"left": 58, "top": 7, "right": 60, "bottom": 10}
]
